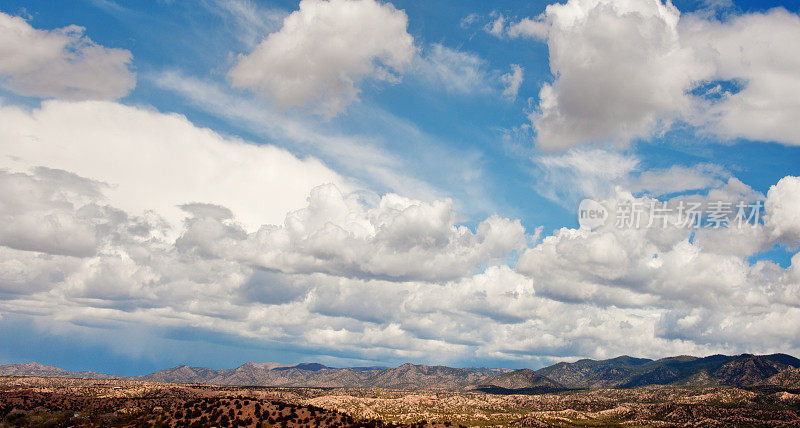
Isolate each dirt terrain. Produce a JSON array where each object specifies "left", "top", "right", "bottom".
[
  {"left": 0, "top": 377, "right": 456, "bottom": 427},
  {"left": 2, "top": 376, "right": 800, "bottom": 427}
]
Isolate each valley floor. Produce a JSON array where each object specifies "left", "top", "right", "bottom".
[{"left": 1, "top": 376, "right": 799, "bottom": 427}]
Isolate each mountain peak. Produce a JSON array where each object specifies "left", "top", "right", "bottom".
[
  {"left": 273, "top": 362, "right": 329, "bottom": 372},
  {"left": 237, "top": 362, "right": 290, "bottom": 371},
  {"left": 479, "top": 368, "right": 564, "bottom": 392},
  {"left": 0, "top": 362, "right": 70, "bottom": 377}
]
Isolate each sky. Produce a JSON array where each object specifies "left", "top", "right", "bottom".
[{"left": 0, "top": 0, "right": 799, "bottom": 376}]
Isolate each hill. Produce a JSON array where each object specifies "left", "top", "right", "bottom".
[
  {"left": 473, "top": 368, "right": 566, "bottom": 394},
  {"left": 534, "top": 355, "right": 652, "bottom": 389},
  {"left": 763, "top": 366, "right": 800, "bottom": 388},
  {"left": 508, "top": 353, "right": 800, "bottom": 389},
  {"left": 0, "top": 362, "right": 117, "bottom": 379}
]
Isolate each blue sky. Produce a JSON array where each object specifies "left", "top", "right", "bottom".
[
  {"left": 0, "top": 0, "right": 799, "bottom": 375},
  {"left": 5, "top": 0, "right": 798, "bottom": 226}
]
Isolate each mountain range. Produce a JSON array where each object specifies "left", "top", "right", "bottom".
[
  {"left": 0, "top": 362, "right": 118, "bottom": 380},
  {"left": 3, "top": 353, "right": 800, "bottom": 392},
  {"left": 135, "top": 362, "right": 510, "bottom": 390}
]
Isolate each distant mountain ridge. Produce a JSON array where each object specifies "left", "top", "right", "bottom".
[
  {"left": 3, "top": 353, "right": 800, "bottom": 391},
  {"left": 528, "top": 353, "right": 800, "bottom": 390},
  {"left": 138, "top": 362, "right": 510, "bottom": 389},
  {"left": 0, "top": 362, "right": 118, "bottom": 380}
]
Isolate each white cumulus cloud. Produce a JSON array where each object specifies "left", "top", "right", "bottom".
[
  {"left": 508, "top": 0, "right": 800, "bottom": 149},
  {"left": 682, "top": 9, "right": 800, "bottom": 145},
  {"left": 228, "top": 0, "right": 415, "bottom": 117},
  {"left": 1, "top": 161, "right": 800, "bottom": 363},
  {"left": 176, "top": 183, "right": 528, "bottom": 282},
  {"left": 529, "top": 0, "right": 699, "bottom": 150},
  {"left": 0, "top": 12, "right": 134, "bottom": 100},
  {"left": 0, "top": 99, "right": 346, "bottom": 231},
  {"left": 765, "top": 176, "right": 800, "bottom": 246}
]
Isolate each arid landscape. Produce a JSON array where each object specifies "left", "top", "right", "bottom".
[
  {"left": 2, "top": 353, "right": 800, "bottom": 427},
  {"left": 0, "top": 377, "right": 419, "bottom": 427},
  {"left": 3, "top": 376, "right": 800, "bottom": 427}
]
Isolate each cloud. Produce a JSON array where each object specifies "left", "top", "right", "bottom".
[
  {"left": 202, "top": 0, "right": 286, "bottom": 49},
  {"left": 507, "top": 17, "right": 549, "bottom": 40},
  {"left": 532, "top": 147, "right": 735, "bottom": 212},
  {"left": 527, "top": 0, "right": 699, "bottom": 150},
  {"left": 228, "top": 0, "right": 415, "bottom": 117},
  {"left": 501, "top": 64, "right": 523, "bottom": 101},
  {"left": 630, "top": 164, "right": 729, "bottom": 197},
  {"left": 682, "top": 9, "right": 800, "bottom": 145},
  {"left": 474, "top": 12, "right": 549, "bottom": 40},
  {"left": 533, "top": 148, "right": 640, "bottom": 206},
  {"left": 1, "top": 162, "right": 800, "bottom": 363},
  {"left": 0, "top": 168, "right": 114, "bottom": 257},
  {"left": 485, "top": 13, "right": 506, "bottom": 37},
  {"left": 3, "top": 1, "right": 800, "bottom": 368},
  {"left": 177, "top": 183, "right": 528, "bottom": 282},
  {"left": 508, "top": 0, "right": 800, "bottom": 149},
  {"left": 0, "top": 99, "right": 346, "bottom": 231},
  {"left": 0, "top": 12, "right": 134, "bottom": 100},
  {"left": 515, "top": 181, "right": 793, "bottom": 312},
  {"left": 412, "top": 44, "right": 491, "bottom": 95},
  {"left": 765, "top": 176, "right": 800, "bottom": 246},
  {"left": 410, "top": 45, "right": 525, "bottom": 101},
  {"left": 150, "top": 71, "right": 471, "bottom": 210},
  {"left": 0, "top": 164, "right": 526, "bottom": 361},
  {"left": 459, "top": 13, "right": 480, "bottom": 29},
  {"left": 0, "top": 246, "right": 84, "bottom": 296}
]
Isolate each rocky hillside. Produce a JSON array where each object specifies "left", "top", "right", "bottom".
[
  {"left": 476, "top": 368, "right": 565, "bottom": 394},
  {"left": 365, "top": 363, "right": 508, "bottom": 390},
  {"left": 497, "top": 353, "right": 800, "bottom": 390},
  {"left": 534, "top": 355, "right": 652, "bottom": 389},
  {"left": 763, "top": 366, "right": 800, "bottom": 388}
]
